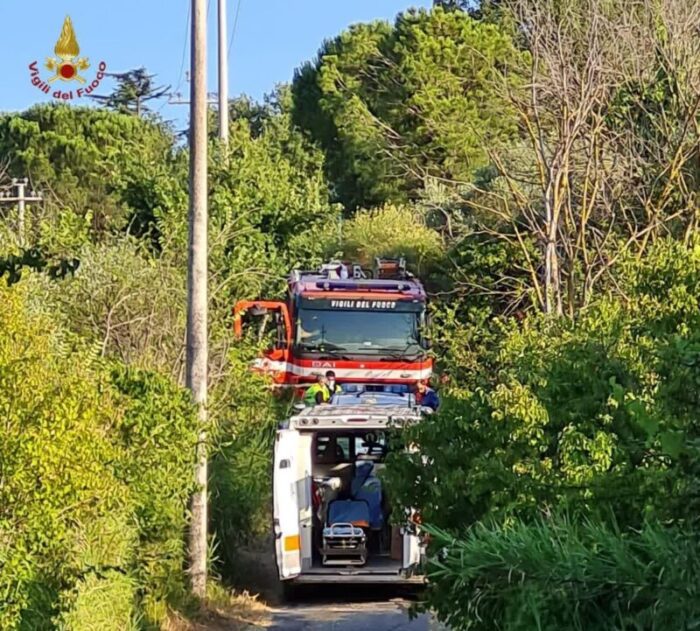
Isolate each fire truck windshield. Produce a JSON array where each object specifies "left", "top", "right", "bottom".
[{"left": 295, "top": 300, "right": 425, "bottom": 358}]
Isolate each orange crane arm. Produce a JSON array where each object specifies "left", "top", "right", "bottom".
[{"left": 232, "top": 300, "right": 292, "bottom": 348}]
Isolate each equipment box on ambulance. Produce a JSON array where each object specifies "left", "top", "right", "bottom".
[{"left": 273, "top": 401, "right": 426, "bottom": 588}]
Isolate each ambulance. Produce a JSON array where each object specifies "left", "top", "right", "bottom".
[{"left": 273, "top": 391, "right": 428, "bottom": 593}]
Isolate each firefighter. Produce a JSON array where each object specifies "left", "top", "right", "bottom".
[
  {"left": 304, "top": 374, "right": 331, "bottom": 406},
  {"left": 326, "top": 370, "right": 343, "bottom": 399},
  {"left": 415, "top": 379, "right": 440, "bottom": 411}
]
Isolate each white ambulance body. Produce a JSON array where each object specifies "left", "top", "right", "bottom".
[{"left": 273, "top": 400, "right": 426, "bottom": 586}]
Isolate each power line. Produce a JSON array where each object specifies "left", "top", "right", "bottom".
[
  {"left": 218, "top": 0, "right": 229, "bottom": 148},
  {"left": 228, "top": 0, "right": 242, "bottom": 60},
  {"left": 160, "top": 1, "right": 192, "bottom": 115},
  {"left": 168, "top": 91, "right": 220, "bottom": 105},
  {"left": 174, "top": 1, "right": 192, "bottom": 96},
  {"left": 166, "top": 0, "right": 238, "bottom": 115}
]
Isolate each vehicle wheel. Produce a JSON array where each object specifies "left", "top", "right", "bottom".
[
  {"left": 281, "top": 580, "right": 302, "bottom": 602},
  {"left": 400, "top": 583, "right": 427, "bottom": 600}
]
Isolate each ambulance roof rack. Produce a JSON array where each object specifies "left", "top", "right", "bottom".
[{"left": 287, "top": 404, "right": 423, "bottom": 430}]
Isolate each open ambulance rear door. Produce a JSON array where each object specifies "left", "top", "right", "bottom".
[{"left": 273, "top": 429, "right": 313, "bottom": 580}]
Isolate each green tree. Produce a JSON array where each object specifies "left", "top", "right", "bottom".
[
  {"left": 0, "top": 104, "right": 179, "bottom": 246},
  {"left": 160, "top": 85, "right": 335, "bottom": 306},
  {"left": 433, "top": 0, "right": 472, "bottom": 10},
  {"left": 90, "top": 67, "right": 170, "bottom": 118},
  {"left": 292, "top": 8, "right": 525, "bottom": 209},
  {"left": 227, "top": 93, "right": 275, "bottom": 139},
  {"left": 433, "top": 0, "right": 504, "bottom": 18}
]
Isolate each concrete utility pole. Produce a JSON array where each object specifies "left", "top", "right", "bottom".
[
  {"left": 187, "top": 0, "right": 209, "bottom": 599},
  {"left": 0, "top": 178, "right": 43, "bottom": 247},
  {"left": 218, "top": 0, "right": 229, "bottom": 148}
]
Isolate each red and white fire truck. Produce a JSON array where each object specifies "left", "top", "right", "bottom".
[{"left": 233, "top": 259, "right": 432, "bottom": 388}]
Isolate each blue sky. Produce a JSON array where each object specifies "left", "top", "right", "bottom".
[{"left": 2, "top": 0, "right": 430, "bottom": 129}]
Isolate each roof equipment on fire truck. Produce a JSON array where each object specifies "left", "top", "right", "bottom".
[
  {"left": 374, "top": 257, "right": 411, "bottom": 280},
  {"left": 317, "top": 261, "right": 368, "bottom": 280}
]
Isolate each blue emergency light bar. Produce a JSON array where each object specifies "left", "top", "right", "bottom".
[{"left": 314, "top": 280, "right": 410, "bottom": 292}]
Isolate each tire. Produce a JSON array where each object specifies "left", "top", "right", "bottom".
[
  {"left": 281, "top": 580, "right": 302, "bottom": 603},
  {"left": 400, "top": 583, "right": 427, "bottom": 601}
]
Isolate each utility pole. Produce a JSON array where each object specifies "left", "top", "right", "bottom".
[
  {"left": 0, "top": 178, "right": 43, "bottom": 247},
  {"left": 218, "top": 0, "right": 229, "bottom": 149},
  {"left": 187, "top": 0, "right": 209, "bottom": 599}
]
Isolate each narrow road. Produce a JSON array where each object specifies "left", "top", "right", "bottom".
[
  {"left": 226, "top": 548, "right": 444, "bottom": 630},
  {"left": 267, "top": 599, "right": 435, "bottom": 630}
]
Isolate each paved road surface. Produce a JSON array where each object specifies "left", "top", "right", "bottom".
[
  {"left": 267, "top": 600, "right": 435, "bottom": 630},
  {"left": 229, "top": 548, "right": 444, "bottom": 630}
]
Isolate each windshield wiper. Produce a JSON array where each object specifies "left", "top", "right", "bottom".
[
  {"left": 299, "top": 343, "right": 351, "bottom": 360},
  {"left": 300, "top": 341, "right": 343, "bottom": 351},
  {"left": 371, "top": 345, "right": 426, "bottom": 361}
]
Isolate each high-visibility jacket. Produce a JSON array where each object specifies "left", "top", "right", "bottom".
[{"left": 304, "top": 383, "right": 330, "bottom": 405}]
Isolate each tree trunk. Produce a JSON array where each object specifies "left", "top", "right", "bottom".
[{"left": 544, "top": 223, "right": 562, "bottom": 316}]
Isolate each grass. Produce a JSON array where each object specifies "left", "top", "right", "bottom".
[{"left": 164, "top": 582, "right": 271, "bottom": 631}]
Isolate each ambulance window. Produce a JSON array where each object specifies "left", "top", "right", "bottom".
[
  {"left": 314, "top": 435, "right": 352, "bottom": 463},
  {"left": 355, "top": 432, "right": 388, "bottom": 461},
  {"left": 315, "top": 436, "right": 331, "bottom": 461},
  {"left": 336, "top": 436, "right": 351, "bottom": 460}
]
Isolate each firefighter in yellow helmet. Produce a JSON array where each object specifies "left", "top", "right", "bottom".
[{"left": 303, "top": 371, "right": 342, "bottom": 406}]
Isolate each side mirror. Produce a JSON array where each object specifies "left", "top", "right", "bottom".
[
  {"left": 420, "top": 338, "right": 432, "bottom": 350},
  {"left": 275, "top": 321, "right": 287, "bottom": 350},
  {"left": 250, "top": 305, "right": 269, "bottom": 316}
]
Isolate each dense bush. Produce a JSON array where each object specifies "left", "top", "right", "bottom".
[
  {"left": 209, "top": 344, "right": 293, "bottom": 576},
  {"left": 331, "top": 204, "right": 445, "bottom": 274},
  {"left": 0, "top": 280, "right": 198, "bottom": 629},
  {"left": 109, "top": 364, "right": 199, "bottom": 625},
  {"left": 427, "top": 518, "right": 700, "bottom": 630},
  {"left": 385, "top": 238, "right": 700, "bottom": 628}
]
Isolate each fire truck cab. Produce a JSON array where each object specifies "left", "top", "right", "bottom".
[{"left": 233, "top": 259, "right": 432, "bottom": 388}]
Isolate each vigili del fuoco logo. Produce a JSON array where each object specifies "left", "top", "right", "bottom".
[{"left": 28, "top": 16, "right": 107, "bottom": 100}]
